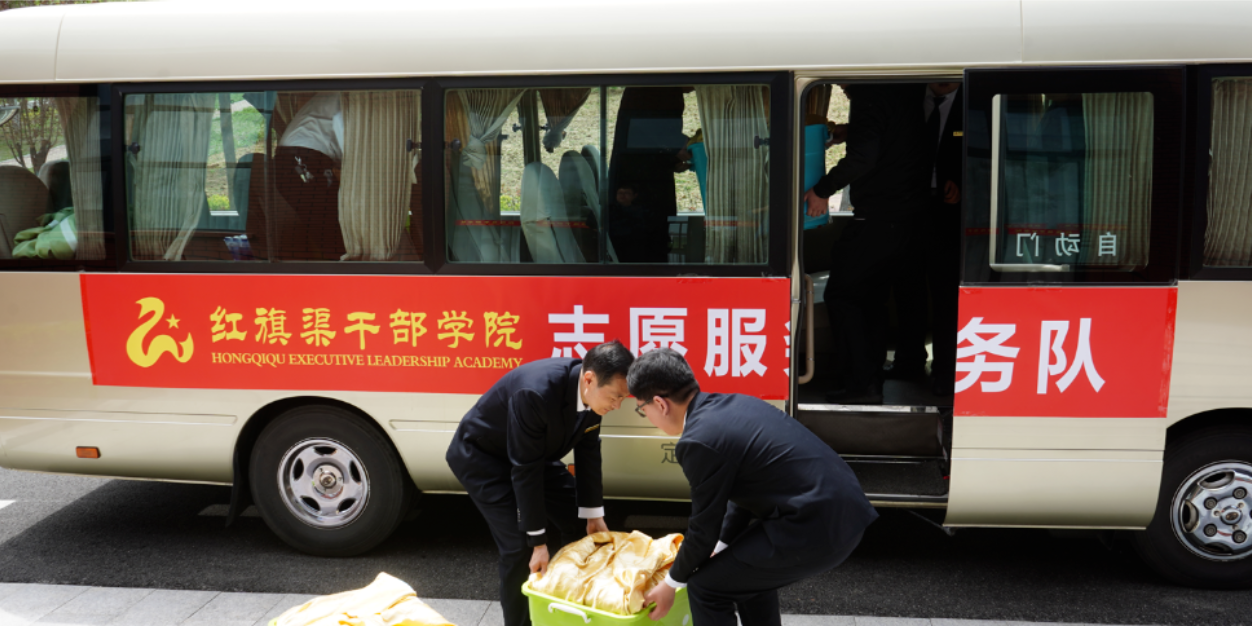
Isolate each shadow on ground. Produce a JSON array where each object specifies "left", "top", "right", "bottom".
[{"left": 0, "top": 478, "right": 1247, "bottom": 625}]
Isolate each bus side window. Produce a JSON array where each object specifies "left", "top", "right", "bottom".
[
  {"left": 989, "top": 91, "right": 1154, "bottom": 273},
  {"left": 123, "top": 89, "right": 423, "bottom": 263},
  {"left": 606, "top": 85, "right": 771, "bottom": 266},
  {"left": 442, "top": 83, "right": 772, "bottom": 266},
  {"left": 0, "top": 95, "right": 109, "bottom": 266},
  {"left": 443, "top": 87, "right": 601, "bottom": 264},
  {"left": 963, "top": 67, "right": 1182, "bottom": 285},
  {"left": 1203, "top": 76, "right": 1252, "bottom": 268}
]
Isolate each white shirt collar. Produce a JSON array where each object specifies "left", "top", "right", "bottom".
[{"left": 576, "top": 366, "right": 588, "bottom": 412}]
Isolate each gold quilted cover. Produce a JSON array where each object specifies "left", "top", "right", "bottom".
[{"left": 528, "top": 531, "right": 684, "bottom": 616}]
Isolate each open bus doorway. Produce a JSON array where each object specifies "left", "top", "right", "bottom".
[{"left": 793, "top": 79, "right": 965, "bottom": 508}]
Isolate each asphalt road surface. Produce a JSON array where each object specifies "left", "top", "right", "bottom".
[{"left": 0, "top": 467, "right": 1248, "bottom": 626}]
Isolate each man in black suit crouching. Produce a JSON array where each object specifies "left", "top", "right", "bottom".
[
  {"left": 631, "top": 348, "right": 877, "bottom": 626},
  {"left": 446, "top": 341, "right": 634, "bottom": 626}
]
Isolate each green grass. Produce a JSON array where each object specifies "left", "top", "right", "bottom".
[{"left": 204, "top": 104, "right": 267, "bottom": 203}]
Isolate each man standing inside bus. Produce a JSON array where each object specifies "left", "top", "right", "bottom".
[
  {"left": 802, "top": 84, "right": 930, "bottom": 404},
  {"left": 630, "top": 348, "right": 877, "bottom": 626},
  {"left": 445, "top": 341, "right": 634, "bottom": 626}
]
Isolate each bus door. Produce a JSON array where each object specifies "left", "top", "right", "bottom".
[{"left": 945, "top": 66, "right": 1184, "bottom": 527}]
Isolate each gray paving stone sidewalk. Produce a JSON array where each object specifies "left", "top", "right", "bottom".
[{"left": 0, "top": 583, "right": 1156, "bottom": 626}]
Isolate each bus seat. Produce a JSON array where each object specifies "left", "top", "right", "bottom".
[
  {"left": 241, "top": 152, "right": 271, "bottom": 261},
  {"left": 581, "top": 144, "right": 600, "bottom": 187},
  {"left": 521, "top": 161, "right": 584, "bottom": 264},
  {"left": 38, "top": 159, "right": 72, "bottom": 213},
  {"left": 560, "top": 150, "right": 617, "bottom": 263},
  {"left": 0, "top": 165, "right": 51, "bottom": 259}
]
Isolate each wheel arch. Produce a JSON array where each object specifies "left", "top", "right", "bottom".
[
  {"left": 227, "top": 396, "right": 417, "bottom": 525},
  {"left": 1168, "top": 408, "right": 1252, "bottom": 447}
]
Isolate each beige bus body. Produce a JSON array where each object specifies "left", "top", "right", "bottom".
[{"left": 2, "top": 0, "right": 1251, "bottom": 530}]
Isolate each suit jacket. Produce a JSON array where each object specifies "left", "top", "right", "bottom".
[
  {"left": 669, "top": 392, "right": 877, "bottom": 583},
  {"left": 812, "top": 84, "right": 930, "bottom": 221},
  {"left": 926, "top": 85, "right": 965, "bottom": 197},
  {"left": 448, "top": 358, "right": 603, "bottom": 545}
]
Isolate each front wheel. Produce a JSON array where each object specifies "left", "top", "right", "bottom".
[
  {"left": 250, "top": 405, "right": 412, "bottom": 556},
  {"left": 1133, "top": 425, "right": 1252, "bottom": 588}
]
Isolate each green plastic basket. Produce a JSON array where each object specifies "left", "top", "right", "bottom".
[{"left": 523, "top": 582, "right": 691, "bottom": 626}]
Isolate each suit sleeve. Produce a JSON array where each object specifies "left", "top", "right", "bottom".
[
  {"left": 811, "top": 100, "right": 887, "bottom": 199},
  {"left": 505, "top": 389, "right": 551, "bottom": 547},
  {"left": 670, "top": 441, "right": 738, "bottom": 584},
  {"left": 573, "top": 418, "right": 604, "bottom": 512}
]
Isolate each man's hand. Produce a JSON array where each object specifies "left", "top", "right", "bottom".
[
  {"left": 586, "top": 516, "right": 609, "bottom": 535},
  {"left": 804, "top": 188, "right": 828, "bottom": 218},
  {"left": 529, "top": 545, "right": 550, "bottom": 577},
  {"left": 644, "top": 582, "right": 676, "bottom": 620},
  {"left": 944, "top": 180, "right": 961, "bottom": 204},
  {"left": 826, "top": 123, "right": 848, "bottom": 147}
]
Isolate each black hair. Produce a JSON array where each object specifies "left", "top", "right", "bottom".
[
  {"left": 616, "top": 182, "right": 640, "bottom": 193},
  {"left": 627, "top": 347, "right": 699, "bottom": 404},
  {"left": 582, "top": 340, "right": 634, "bottom": 387}
]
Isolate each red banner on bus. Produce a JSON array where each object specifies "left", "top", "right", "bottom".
[
  {"left": 953, "top": 287, "right": 1177, "bottom": 418},
  {"left": 79, "top": 274, "right": 791, "bottom": 399}
]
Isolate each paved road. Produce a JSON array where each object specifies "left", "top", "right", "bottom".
[{"left": 0, "top": 467, "right": 1247, "bottom": 626}]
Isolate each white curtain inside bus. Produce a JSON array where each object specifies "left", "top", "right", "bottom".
[
  {"left": 338, "top": 90, "right": 422, "bottom": 261},
  {"left": 445, "top": 89, "right": 526, "bottom": 263},
  {"left": 540, "top": 88, "right": 591, "bottom": 154},
  {"left": 54, "top": 97, "right": 105, "bottom": 260},
  {"left": 695, "top": 85, "right": 770, "bottom": 264},
  {"left": 1205, "top": 77, "right": 1252, "bottom": 267},
  {"left": 129, "top": 93, "right": 216, "bottom": 261},
  {"left": 1081, "top": 92, "right": 1153, "bottom": 267}
]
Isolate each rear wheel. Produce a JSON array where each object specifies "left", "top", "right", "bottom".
[
  {"left": 250, "top": 404, "right": 411, "bottom": 556},
  {"left": 1133, "top": 425, "right": 1252, "bottom": 588}
]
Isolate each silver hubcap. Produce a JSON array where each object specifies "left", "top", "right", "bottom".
[
  {"left": 1171, "top": 461, "right": 1252, "bottom": 561},
  {"left": 277, "top": 438, "right": 369, "bottom": 529}
]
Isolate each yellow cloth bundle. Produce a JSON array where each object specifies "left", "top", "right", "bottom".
[
  {"left": 273, "top": 572, "right": 455, "bottom": 626},
  {"left": 529, "top": 531, "right": 683, "bottom": 616}
]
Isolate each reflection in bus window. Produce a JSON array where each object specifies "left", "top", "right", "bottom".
[
  {"left": 444, "top": 84, "right": 770, "bottom": 265},
  {"left": 124, "top": 90, "right": 422, "bottom": 262},
  {"left": 991, "top": 92, "right": 1153, "bottom": 271},
  {"left": 1205, "top": 77, "right": 1252, "bottom": 267},
  {"left": 0, "top": 96, "right": 106, "bottom": 262}
]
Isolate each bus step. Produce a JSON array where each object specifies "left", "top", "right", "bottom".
[
  {"left": 794, "top": 405, "right": 947, "bottom": 457},
  {"left": 854, "top": 458, "right": 950, "bottom": 505}
]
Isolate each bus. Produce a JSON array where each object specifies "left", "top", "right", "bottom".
[{"left": 0, "top": 0, "right": 1249, "bottom": 590}]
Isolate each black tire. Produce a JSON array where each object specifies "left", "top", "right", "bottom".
[
  {"left": 250, "top": 404, "right": 412, "bottom": 557},
  {"left": 1132, "top": 425, "right": 1252, "bottom": 589}
]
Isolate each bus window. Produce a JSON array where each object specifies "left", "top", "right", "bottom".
[
  {"left": 609, "top": 85, "right": 771, "bottom": 265},
  {"left": 123, "top": 89, "right": 423, "bottom": 263},
  {"left": 443, "top": 84, "right": 771, "bottom": 265},
  {"left": 1204, "top": 77, "right": 1252, "bottom": 267},
  {"left": 0, "top": 95, "right": 107, "bottom": 264},
  {"left": 444, "top": 87, "right": 601, "bottom": 264},
  {"left": 988, "top": 92, "right": 1154, "bottom": 273}
]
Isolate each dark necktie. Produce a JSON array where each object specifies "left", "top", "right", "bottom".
[
  {"left": 926, "top": 95, "right": 945, "bottom": 186},
  {"left": 926, "top": 95, "right": 946, "bottom": 157}
]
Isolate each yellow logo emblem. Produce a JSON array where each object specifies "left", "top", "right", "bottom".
[{"left": 126, "top": 297, "right": 194, "bottom": 368}]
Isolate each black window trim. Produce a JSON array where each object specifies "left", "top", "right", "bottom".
[
  {"left": 107, "top": 71, "right": 792, "bottom": 278},
  {"left": 0, "top": 83, "right": 117, "bottom": 272},
  {"left": 962, "top": 65, "right": 1186, "bottom": 286},
  {"left": 1184, "top": 63, "right": 1252, "bottom": 281}
]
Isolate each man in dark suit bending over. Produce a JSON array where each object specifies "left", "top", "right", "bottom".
[
  {"left": 630, "top": 348, "right": 877, "bottom": 626},
  {"left": 446, "top": 341, "right": 634, "bottom": 626}
]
